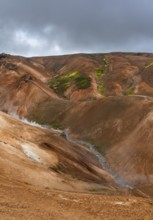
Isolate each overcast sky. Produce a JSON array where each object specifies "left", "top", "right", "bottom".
[{"left": 0, "top": 0, "right": 153, "bottom": 56}]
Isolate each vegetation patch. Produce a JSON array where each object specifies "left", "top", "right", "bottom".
[
  {"left": 95, "top": 56, "right": 109, "bottom": 95},
  {"left": 125, "top": 87, "right": 135, "bottom": 96},
  {"left": 95, "top": 68, "right": 104, "bottom": 79},
  {"left": 32, "top": 118, "right": 61, "bottom": 130},
  {"left": 97, "top": 84, "right": 105, "bottom": 95},
  {"left": 50, "top": 120, "right": 61, "bottom": 129},
  {"left": 75, "top": 75, "right": 91, "bottom": 89},
  {"left": 48, "top": 71, "right": 91, "bottom": 95},
  {"left": 145, "top": 62, "right": 153, "bottom": 68},
  {"left": 103, "top": 57, "right": 109, "bottom": 69},
  {"left": 34, "top": 119, "right": 46, "bottom": 125}
]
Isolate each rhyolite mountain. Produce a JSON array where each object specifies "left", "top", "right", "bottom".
[{"left": 1, "top": 52, "right": 153, "bottom": 219}]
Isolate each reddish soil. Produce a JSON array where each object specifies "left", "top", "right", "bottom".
[{"left": 1, "top": 182, "right": 153, "bottom": 220}]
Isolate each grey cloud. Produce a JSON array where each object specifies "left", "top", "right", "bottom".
[{"left": 0, "top": 0, "right": 153, "bottom": 56}]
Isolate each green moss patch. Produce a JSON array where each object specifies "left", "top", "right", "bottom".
[
  {"left": 97, "top": 84, "right": 105, "bottom": 95},
  {"left": 48, "top": 71, "right": 91, "bottom": 95},
  {"left": 125, "top": 87, "right": 134, "bottom": 96},
  {"left": 145, "top": 62, "right": 153, "bottom": 68},
  {"left": 75, "top": 75, "right": 91, "bottom": 89},
  {"left": 50, "top": 120, "right": 61, "bottom": 129},
  {"left": 95, "top": 56, "right": 109, "bottom": 95}
]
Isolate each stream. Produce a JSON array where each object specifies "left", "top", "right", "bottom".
[
  {"left": 10, "top": 112, "right": 133, "bottom": 189},
  {"left": 63, "top": 129, "right": 133, "bottom": 189}
]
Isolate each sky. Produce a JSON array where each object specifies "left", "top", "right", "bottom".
[{"left": 0, "top": 0, "right": 153, "bottom": 56}]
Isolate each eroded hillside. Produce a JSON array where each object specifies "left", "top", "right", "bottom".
[{"left": 1, "top": 52, "right": 153, "bottom": 219}]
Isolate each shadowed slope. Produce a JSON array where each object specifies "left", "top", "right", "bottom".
[{"left": 55, "top": 95, "right": 153, "bottom": 190}]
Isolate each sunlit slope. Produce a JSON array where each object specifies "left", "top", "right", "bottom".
[{"left": 0, "top": 111, "right": 116, "bottom": 192}]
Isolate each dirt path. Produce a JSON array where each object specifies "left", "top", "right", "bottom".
[
  {"left": 16, "top": 62, "right": 49, "bottom": 82},
  {"left": 31, "top": 79, "right": 61, "bottom": 99}
]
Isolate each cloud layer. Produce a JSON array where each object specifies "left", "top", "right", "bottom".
[{"left": 0, "top": 0, "right": 153, "bottom": 56}]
